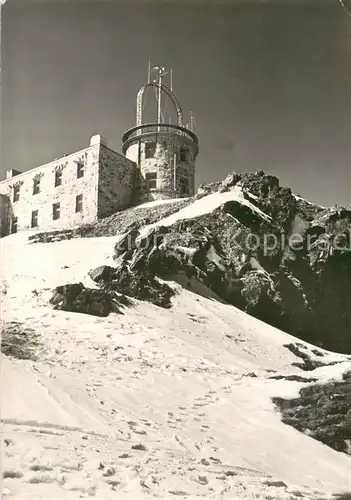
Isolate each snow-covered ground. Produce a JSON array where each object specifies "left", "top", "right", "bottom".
[
  {"left": 137, "top": 185, "right": 271, "bottom": 240},
  {"left": 293, "top": 194, "right": 326, "bottom": 210},
  {"left": 132, "top": 198, "right": 189, "bottom": 210},
  {"left": 1, "top": 232, "right": 351, "bottom": 500}
]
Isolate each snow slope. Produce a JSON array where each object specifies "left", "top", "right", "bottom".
[
  {"left": 1, "top": 232, "right": 351, "bottom": 500},
  {"left": 133, "top": 198, "right": 189, "bottom": 210},
  {"left": 137, "top": 185, "right": 271, "bottom": 239}
]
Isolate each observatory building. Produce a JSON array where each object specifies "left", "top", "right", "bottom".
[
  {"left": 0, "top": 65, "right": 199, "bottom": 236},
  {"left": 122, "top": 65, "right": 199, "bottom": 201}
]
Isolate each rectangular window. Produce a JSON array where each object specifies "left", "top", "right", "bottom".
[
  {"left": 145, "top": 172, "right": 157, "bottom": 190},
  {"left": 179, "top": 177, "right": 188, "bottom": 194},
  {"left": 77, "top": 162, "right": 84, "bottom": 179},
  {"left": 33, "top": 178, "right": 40, "bottom": 195},
  {"left": 11, "top": 217, "right": 18, "bottom": 234},
  {"left": 13, "top": 185, "right": 20, "bottom": 202},
  {"left": 53, "top": 202, "right": 60, "bottom": 220},
  {"left": 145, "top": 142, "right": 156, "bottom": 159},
  {"left": 180, "top": 147, "right": 187, "bottom": 162},
  {"left": 76, "top": 194, "right": 83, "bottom": 212},
  {"left": 55, "top": 170, "right": 62, "bottom": 187},
  {"left": 31, "top": 210, "right": 38, "bottom": 228}
]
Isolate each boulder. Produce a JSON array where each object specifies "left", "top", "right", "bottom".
[
  {"left": 88, "top": 265, "right": 116, "bottom": 283},
  {"left": 50, "top": 283, "right": 115, "bottom": 317},
  {"left": 219, "top": 171, "right": 241, "bottom": 192}
]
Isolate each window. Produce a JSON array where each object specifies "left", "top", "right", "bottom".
[
  {"left": 145, "top": 142, "right": 156, "bottom": 159},
  {"left": 179, "top": 177, "right": 189, "bottom": 194},
  {"left": 11, "top": 217, "right": 18, "bottom": 234},
  {"left": 31, "top": 210, "right": 38, "bottom": 228},
  {"left": 13, "top": 185, "right": 20, "bottom": 202},
  {"left": 53, "top": 202, "right": 60, "bottom": 220},
  {"left": 180, "top": 147, "right": 187, "bottom": 162},
  {"left": 77, "top": 162, "right": 84, "bottom": 179},
  {"left": 145, "top": 172, "right": 157, "bottom": 190},
  {"left": 76, "top": 194, "right": 83, "bottom": 212},
  {"left": 55, "top": 170, "right": 62, "bottom": 187},
  {"left": 33, "top": 178, "right": 40, "bottom": 195}
]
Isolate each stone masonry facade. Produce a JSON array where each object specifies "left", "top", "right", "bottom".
[
  {"left": 97, "top": 145, "right": 136, "bottom": 218},
  {"left": 0, "top": 135, "right": 136, "bottom": 236},
  {"left": 0, "top": 125, "right": 198, "bottom": 236},
  {"left": 124, "top": 131, "right": 197, "bottom": 203}
]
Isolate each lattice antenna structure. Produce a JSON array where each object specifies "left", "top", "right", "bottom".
[{"left": 136, "top": 63, "right": 184, "bottom": 128}]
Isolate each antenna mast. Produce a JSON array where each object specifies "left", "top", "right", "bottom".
[
  {"left": 147, "top": 59, "right": 151, "bottom": 84},
  {"left": 152, "top": 65, "right": 168, "bottom": 128},
  {"left": 189, "top": 109, "right": 195, "bottom": 132}
]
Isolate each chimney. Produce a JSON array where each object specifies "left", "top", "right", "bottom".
[
  {"left": 90, "top": 134, "right": 108, "bottom": 147},
  {"left": 6, "top": 169, "right": 21, "bottom": 179}
]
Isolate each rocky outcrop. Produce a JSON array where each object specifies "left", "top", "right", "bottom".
[
  {"left": 88, "top": 263, "right": 175, "bottom": 309},
  {"left": 28, "top": 229, "right": 74, "bottom": 244},
  {"left": 83, "top": 171, "right": 351, "bottom": 352},
  {"left": 27, "top": 199, "right": 190, "bottom": 244},
  {"left": 75, "top": 198, "right": 190, "bottom": 238},
  {"left": 50, "top": 283, "right": 119, "bottom": 317},
  {"left": 273, "top": 371, "right": 351, "bottom": 455},
  {"left": 36, "top": 169, "right": 350, "bottom": 353},
  {"left": 88, "top": 265, "right": 116, "bottom": 284}
]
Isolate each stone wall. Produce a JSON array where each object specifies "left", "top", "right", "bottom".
[
  {"left": 0, "top": 145, "right": 99, "bottom": 234},
  {"left": 97, "top": 145, "right": 136, "bottom": 218},
  {"left": 125, "top": 132, "right": 197, "bottom": 202}
]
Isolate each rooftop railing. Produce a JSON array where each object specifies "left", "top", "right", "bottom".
[{"left": 122, "top": 123, "right": 198, "bottom": 154}]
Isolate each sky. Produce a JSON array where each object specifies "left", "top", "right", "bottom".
[{"left": 1, "top": 0, "right": 351, "bottom": 207}]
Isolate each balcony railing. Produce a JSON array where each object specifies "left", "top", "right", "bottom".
[{"left": 122, "top": 123, "right": 198, "bottom": 155}]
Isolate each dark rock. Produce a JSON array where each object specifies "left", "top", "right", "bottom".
[
  {"left": 273, "top": 371, "right": 351, "bottom": 455},
  {"left": 269, "top": 375, "right": 318, "bottom": 383},
  {"left": 131, "top": 443, "right": 147, "bottom": 451},
  {"left": 50, "top": 283, "right": 116, "bottom": 317},
  {"left": 28, "top": 229, "right": 73, "bottom": 244},
  {"left": 221, "top": 200, "right": 262, "bottom": 230},
  {"left": 104, "top": 263, "right": 175, "bottom": 309},
  {"left": 219, "top": 171, "right": 241, "bottom": 191},
  {"left": 88, "top": 265, "right": 116, "bottom": 283},
  {"left": 45, "top": 169, "right": 351, "bottom": 355},
  {"left": 224, "top": 470, "right": 237, "bottom": 477},
  {"left": 241, "top": 271, "right": 283, "bottom": 326},
  {"left": 1, "top": 322, "right": 41, "bottom": 361},
  {"left": 311, "top": 349, "right": 325, "bottom": 357},
  {"left": 197, "top": 181, "right": 222, "bottom": 195},
  {"left": 283, "top": 343, "right": 329, "bottom": 371},
  {"left": 263, "top": 480, "right": 287, "bottom": 488}
]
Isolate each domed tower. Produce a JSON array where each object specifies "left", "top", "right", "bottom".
[{"left": 122, "top": 65, "right": 199, "bottom": 202}]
